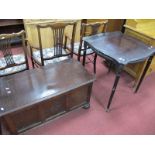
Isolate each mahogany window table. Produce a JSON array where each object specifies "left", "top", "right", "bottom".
[
  {"left": 83, "top": 31, "right": 155, "bottom": 111},
  {"left": 0, "top": 59, "right": 95, "bottom": 134}
]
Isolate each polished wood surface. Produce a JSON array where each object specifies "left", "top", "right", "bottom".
[
  {"left": 0, "top": 59, "right": 95, "bottom": 134},
  {"left": 83, "top": 31, "right": 155, "bottom": 65},
  {"left": 124, "top": 19, "right": 155, "bottom": 87}
]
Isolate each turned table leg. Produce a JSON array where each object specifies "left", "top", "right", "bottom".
[{"left": 106, "top": 65, "right": 123, "bottom": 112}]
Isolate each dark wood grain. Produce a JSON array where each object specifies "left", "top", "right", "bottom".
[{"left": 0, "top": 59, "right": 95, "bottom": 134}]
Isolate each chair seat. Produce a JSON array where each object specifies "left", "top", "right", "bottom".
[
  {"left": 68, "top": 42, "right": 94, "bottom": 55},
  {"left": 0, "top": 54, "right": 27, "bottom": 76},
  {"left": 32, "top": 48, "right": 69, "bottom": 65}
]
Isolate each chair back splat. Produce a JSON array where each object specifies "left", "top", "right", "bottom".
[
  {"left": 66, "top": 20, "right": 108, "bottom": 74},
  {"left": 0, "top": 30, "right": 29, "bottom": 77},
  {"left": 30, "top": 21, "right": 77, "bottom": 67}
]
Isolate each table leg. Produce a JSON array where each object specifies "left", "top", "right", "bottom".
[
  {"left": 134, "top": 55, "right": 154, "bottom": 93},
  {"left": 106, "top": 65, "right": 123, "bottom": 111}
]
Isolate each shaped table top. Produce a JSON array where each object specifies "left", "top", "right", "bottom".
[{"left": 83, "top": 31, "right": 155, "bottom": 65}]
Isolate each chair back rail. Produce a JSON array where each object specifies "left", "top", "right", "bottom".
[
  {"left": 77, "top": 20, "right": 108, "bottom": 73},
  {"left": 81, "top": 20, "right": 108, "bottom": 40},
  {"left": 36, "top": 21, "right": 77, "bottom": 66},
  {"left": 78, "top": 20, "right": 108, "bottom": 53}
]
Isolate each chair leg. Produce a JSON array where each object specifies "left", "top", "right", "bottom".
[
  {"left": 83, "top": 42, "right": 87, "bottom": 66},
  {"left": 78, "top": 54, "right": 81, "bottom": 61},
  {"left": 78, "top": 46, "right": 82, "bottom": 62},
  {"left": 93, "top": 53, "right": 97, "bottom": 74},
  {"left": 31, "top": 58, "right": 35, "bottom": 68},
  {"left": 30, "top": 47, "right": 34, "bottom": 69}
]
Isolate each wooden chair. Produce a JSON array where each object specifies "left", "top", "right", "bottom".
[
  {"left": 66, "top": 20, "right": 108, "bottom": 73},
  {"left": 0, "top": 30, "right": 29, "bottom": 77},
  {"left": 29, "top": 21, "right": 77, "bottom": 67}
]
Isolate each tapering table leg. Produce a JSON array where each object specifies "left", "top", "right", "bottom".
[
  {"left": 134, "top": 55, "right": 154, "bottom": 93},
  {"left": 106, "top": 65, "right": 123, "bottom": 112}
]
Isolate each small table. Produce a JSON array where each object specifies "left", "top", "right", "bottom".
[
  {"left": 0, "top": 59, "right": 95, "bottom": 134},
  {"left": 83, "top": 31, "right": 155, "bottom": 111}
]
